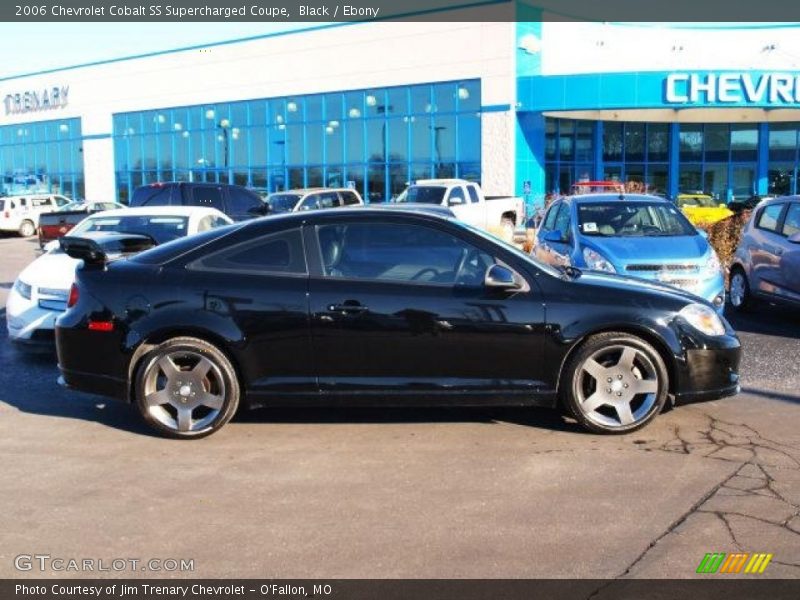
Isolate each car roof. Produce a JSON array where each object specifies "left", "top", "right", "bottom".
[
  {"left": 273, "top": 188, "right": 357, "bottom": 194},
  {"left": 414, "top": 179, "right": 472, "bottom": 186},
  {"left": 85, "top": 205, "right": 226, "bottom": 218},
  {"left": 760, "top": 194, "right": 800, "bottom": 206},
  {"left": 562, "top": 193, "right": 669, "bottom": 204}
]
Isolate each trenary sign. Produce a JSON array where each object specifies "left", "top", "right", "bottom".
[
  {"left": 665, "top": 73, "right": 800, "bottom": 105},
  {"left": 4, "top": 86, "right": 69, "bottom": 116}
]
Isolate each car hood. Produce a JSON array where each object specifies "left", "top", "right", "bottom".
[
  {"left": 584, "top": 235, "right": 709, "bottom": 264},
  {"left": 17, "top": 251, "right": 80, "bottom": 291},
  {"left": 570, "top": 269, "right": 706, "bottom": 306}
]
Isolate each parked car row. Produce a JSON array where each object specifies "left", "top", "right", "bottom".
[{"left": 14, "top": 179, "right": 788, "bottom": 440}]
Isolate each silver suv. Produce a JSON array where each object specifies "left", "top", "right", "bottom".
[{"left": 729, "top": 196, "right": 800, "bottom": 311}]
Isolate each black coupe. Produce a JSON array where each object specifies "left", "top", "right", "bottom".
[{"left": 56, "top": 208, "right": 741, "bottom": 438}]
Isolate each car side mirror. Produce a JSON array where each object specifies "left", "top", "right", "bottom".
[
  {"left": 484, "top": 264, "right": 521, "bottom": 290},
  {"left": 448, "top": 196, "right": 465, "bottom": 207},
  {"left": 543, "top": 229, "right": 567, "bottom": 244},
  {"left": 788, "top": 232, "right": 800, "bottom": 244},
  {"left": 250, "top": 204, "right": 270, "bottom": 216}
]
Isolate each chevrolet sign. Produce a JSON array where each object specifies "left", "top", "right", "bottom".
[
  {"left": 665, "top": 73, "right": 800, "bottom": 105},
  {"left": 4, "top": 86, "right": 69, "bottom": 115}
]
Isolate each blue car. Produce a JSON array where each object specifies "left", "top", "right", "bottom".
[{"left": 533, "top": 193, "right": 726, "bottom": 312}]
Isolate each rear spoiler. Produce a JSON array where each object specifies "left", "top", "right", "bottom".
[{"left": 60, "top": 234, "right": 157, "bottom": 267}]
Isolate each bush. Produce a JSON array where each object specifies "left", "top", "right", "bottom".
[{"left": 695, "top": 210, "right": 751, "bottom": 271}]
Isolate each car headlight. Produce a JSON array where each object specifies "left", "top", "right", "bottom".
[
  {"left": 582, "top": 247, "right": 616, "bottom": 273},
  {"left": 13, "top": 278, "right": 32, "bottom": 300},
  {"left": 703, "top": 249, "right": 722, "bottom": 274},
  {"left": 678, "top": 303, "right": 726, "bottom": 336}
]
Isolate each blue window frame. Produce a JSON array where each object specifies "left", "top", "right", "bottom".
[
  {"left": 0, "top": 117, "right": 83, "bottom": 199},
  {"left": 112, "top": 80, "right": 481, "bottom": 204}
]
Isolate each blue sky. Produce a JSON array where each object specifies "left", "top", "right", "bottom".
[
  {"left": 1, "top": 22, "right": 797, "bottom": 79},
  {"left": 0, "top": 23, "right": 321, "bottom": 78}
]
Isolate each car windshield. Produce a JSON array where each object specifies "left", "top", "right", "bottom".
[
  {"left": 71, "top": 215, "right": 190, "bottom": 244},
  {"left": 577, "top": 202, "right": 696, "bottom": 237},
  {"left": 679, "top": 196, "right": 717, "bottom": 208},
  {"left": 267, "top": 193, "right": 302, "bottom": 213},
  {"left": 396, "top": 186, "right": 447, "bottom": 204},
  {"left": 58, "top": 202, "right": 85, "bottom": 211}
]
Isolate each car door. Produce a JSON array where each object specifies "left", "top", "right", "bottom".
[
  {"left": 184, "top": 227, "right": 314, "bottom": 396},
  {"left": 776, "top": 202, "right": 800, "bottom": 302},
  {"left": 749, "top": 202, "right": 787, "bottom": 296},
  {"left": 305, "top": 216, "right": 547, "bottom": 398}
]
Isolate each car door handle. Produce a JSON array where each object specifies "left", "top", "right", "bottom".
[{"left": 328, "top": 302, "right": 367, "bottom": 314}]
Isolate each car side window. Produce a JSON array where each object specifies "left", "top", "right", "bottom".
[
  {"left": 192, "top": 186, "right": 224, "bottom": 211},
  {"left": 196, "top": 216, "right": 214, "bottom": 233},
  {"left": 300, "top": 194, "right": 321, "bottom": 210},
  {"left": 340, "top": 191, "right": 361, "bottom": 206},
  {"left": 317, "top": 222, "right": 495, "bottom": 287},
  {"left": 447, "top": 187, "right": 466, "bottom": 206},
  {"left": 193, "top": 228, "right": 306, "bottom": 275},
  {"left": 542, "top": 202, "right": 560, "bottom": 231},
  {"left": 553, "top": 204, "right": 571, "bottom": 235},
  {"left": 228, "top": 187, "right": 260, "bottom": 214},
  {"left": 782, "top": 203, "right": 800, "bottom": 237},
  {"left": 467, "top": 185, "right": 480, "bottom": 204},
  {"left": 317, "top": 192, "right": 341, "bottom": 209},
  {"left": 54, "top": 196, "right": 69, "bottom": 207},
  {"left": 756, "top": 203, "right": 785, "bottom": 233}
]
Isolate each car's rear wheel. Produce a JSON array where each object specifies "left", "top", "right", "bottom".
[
  {"left": 729, "top": 268, "right": 753, "bottom": 312},
  {"left": 18, "top": 220, "right": 35, "bottom": 237},
  {"left": 563, "top": 333, "right": 668, "bottom": 434},
  {"left": 134, "top": 337, "right": 240, "bottom": 439}
]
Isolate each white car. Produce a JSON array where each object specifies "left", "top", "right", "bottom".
[
  {"left": 6, "top": 206, "right": 233, "bottom": 346},
  {"left": 0, "top": 193, "right": 71, "bottom": 236}
]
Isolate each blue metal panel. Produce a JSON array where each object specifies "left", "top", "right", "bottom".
[
  {"left": 757, "top": 122, "right": 770, "bottom": 195},
  {"left": 668, "top": 123, "right": 680, "bottom": 199},
  {"left": 519, "top": 70, "right": 800, "bottom": 112}
]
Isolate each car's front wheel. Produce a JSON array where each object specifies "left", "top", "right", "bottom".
[
  {"left": 563, "top": 332, "right": 668, "bottom": 434},
  {"left": 134, "top": 337, "right": 240, "bottom": 439},
  {"left": 728, "top": 268, "right": 753, "bottom": 312}
]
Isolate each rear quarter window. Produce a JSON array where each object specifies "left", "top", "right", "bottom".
[
  {"left": 756, "top": 203, "right": 785, "bottom": 233},
  {"left": 132, "top": 223, "right": 240, "bottom": 265}
]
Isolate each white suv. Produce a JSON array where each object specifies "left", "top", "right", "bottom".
[{"left": 0, "top": 194, "right": 70, "bottom": 236}]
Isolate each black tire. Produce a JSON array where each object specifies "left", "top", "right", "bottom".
[
  {"left": 728, "top": 267, "right": 754, "bottom": 313},
  {"left": 134, "top": 337, "right": 240, "bottom": 439},
  {"left": 561, "top": 332, "right": 669, "bottom": 434},
  {"left": 18, "top": 220, "right": 35, "bottom": 237}
]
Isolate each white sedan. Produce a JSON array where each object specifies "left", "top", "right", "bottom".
[{"left": 6, "top": 206, "right": 233, "bottom": 346}]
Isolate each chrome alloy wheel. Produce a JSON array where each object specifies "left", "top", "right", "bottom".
[
  {"left": 729, "top": 272, "right": 747, "bottom": 307},
  {"left": 575, "top": 344, "right": 660, "bottom": 429},
  {"left": 141, "top": 350, "right": 226, "bottom": 433}
]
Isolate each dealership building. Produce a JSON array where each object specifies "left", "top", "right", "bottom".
[{"left": 2, "top": 16, "right": 800, "bottom": 210}]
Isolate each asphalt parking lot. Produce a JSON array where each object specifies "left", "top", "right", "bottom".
[{"left": 0, "top": 233, "right": 798, "bottom": 579}]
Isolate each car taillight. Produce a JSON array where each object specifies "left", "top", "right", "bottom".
[
  {"left": 88, "top": 320, "right": 114, "bottom": 332},
  {"left": 67, "top": 283, "right": 79, "bottom": 308}
]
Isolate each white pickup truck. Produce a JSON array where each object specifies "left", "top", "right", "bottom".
[{"left": 394, "top": 179, "right": 524, "bottom": 238}]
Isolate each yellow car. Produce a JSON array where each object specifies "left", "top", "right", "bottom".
[{"left": 676, "top": 193, "right": 734, "bottom": 226}]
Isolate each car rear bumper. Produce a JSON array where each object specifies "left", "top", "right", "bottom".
[{"left": 57, "top": 366, "right": 128, "bottom": 399}]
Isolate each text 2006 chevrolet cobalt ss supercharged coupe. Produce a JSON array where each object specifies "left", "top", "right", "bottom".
[{"left": 56, "top": 208, "right": 741, "bottom": 438}]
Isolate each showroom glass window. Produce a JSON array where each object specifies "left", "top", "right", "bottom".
[
  {"left": 112, "top": 79, "right": 481, "bottom": 204},
  {"left": 678, "top": 123, "right": 758, "bottom": 202},
  {"left": 0, "top": 117, "right": 84, "bottom": 199},
  {"left": 768, "top": 124, "right": 799, "bottom": 196},
  {"left": 602, "top": 122, "right": 669, "bottom": 195}
]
